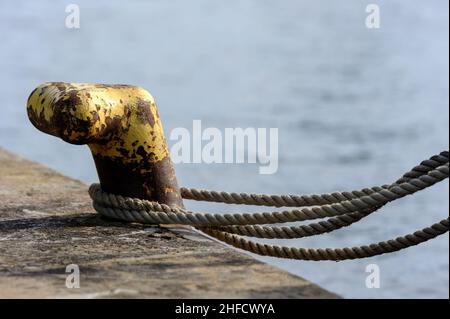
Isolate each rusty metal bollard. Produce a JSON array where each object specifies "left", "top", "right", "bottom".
[{"left": 27, "top": 82, "right": 183, "bottom": 208}]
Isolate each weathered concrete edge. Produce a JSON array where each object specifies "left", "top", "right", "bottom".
[{"left": 0, "top": 147, "right": 339, "bottom": 299}]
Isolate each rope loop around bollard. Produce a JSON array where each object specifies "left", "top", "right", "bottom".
[{"left": 89, "top": 151, "right": 449, "bottom": 261}]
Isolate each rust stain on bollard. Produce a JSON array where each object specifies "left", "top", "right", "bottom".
[{"left": 27, "top": 82, "right": 183, "bottom": 208}]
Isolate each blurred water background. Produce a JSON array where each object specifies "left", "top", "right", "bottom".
[{"left": 0, "top": 0, "right": 448, "bottom": 298}]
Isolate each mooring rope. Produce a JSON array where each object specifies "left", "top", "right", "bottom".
[
  {"left": 201, "top": 219, "right": 449, "bottom": 261},
  {"left": 201, "top": 152, "right": 449, "bottom": 239},
  {"left": 91, "top": 165, "right": 448, "bottom": 226},
  {"left": 180, "top": 151, "right": 449, "bottom": 207},
  {"left": 89, "top": 151, "right": 449, "bottom": 261}
]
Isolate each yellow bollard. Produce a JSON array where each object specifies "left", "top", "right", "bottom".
[{"left": 27, "top": 82, "right": 183, "bottom": 208}]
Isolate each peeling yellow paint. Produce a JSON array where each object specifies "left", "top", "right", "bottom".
[{"left": 27, "top": 82, "right": 169, "bottom": 165}]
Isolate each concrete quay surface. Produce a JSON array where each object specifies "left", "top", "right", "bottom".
[{"left": 0, "top": 147, "right": 338, "bottom": 298}]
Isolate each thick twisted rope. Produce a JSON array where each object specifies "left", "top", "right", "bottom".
[
  {"left": 91, "top": 164, "right": 448, "bottom": 226},
  {"left": 89, "top": 151, "right": 449, "bottom": 261},
  {"left": 204, "top": 152, "right": 449, "bottom": 239},
  {"left": 180, "top": 151, "right": 449, "bottom": 207},
  {"left": 201, "top": 219, "right": 449, "bottom": 261}
]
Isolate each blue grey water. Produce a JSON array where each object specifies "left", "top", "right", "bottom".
[{"left": 0, "top": 0, "right": 448, "bottom": 298}]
